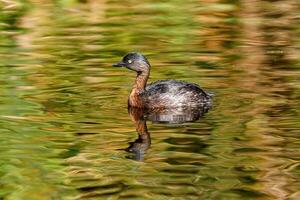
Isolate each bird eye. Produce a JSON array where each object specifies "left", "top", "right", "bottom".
[{"left": 128, "top": 59, "right": 132, "bottom": 64}]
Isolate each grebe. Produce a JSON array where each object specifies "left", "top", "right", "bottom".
[{"left": 113, "top": 52, "right": 212, "bottom": 109}]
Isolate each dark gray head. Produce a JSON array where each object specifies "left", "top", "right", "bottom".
[{"left": 113, "top": 52, "right": 151, "bottom": 73}]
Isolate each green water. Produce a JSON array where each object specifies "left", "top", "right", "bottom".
[{"left": 1, "top": 0, "right": 300, "bottom": 199}]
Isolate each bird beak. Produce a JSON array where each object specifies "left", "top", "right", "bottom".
[{"left": 113, "top": 61, "right": 126, "bottom": 67}]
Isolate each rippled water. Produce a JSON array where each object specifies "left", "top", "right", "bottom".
[{"left": 1, "top": 0, "right": 300, "bottom": 199}]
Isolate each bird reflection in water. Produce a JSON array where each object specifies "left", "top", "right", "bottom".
[{"left": 125, "top": 106, "right": 210, "bottom": 161}]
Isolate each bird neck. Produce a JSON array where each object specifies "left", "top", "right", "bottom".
[
  {"left": 134, "top": 71, "right": 149, "bottom": 90},
  {"left": 129, "top": 71, "right": 149, "bottom": 107}
]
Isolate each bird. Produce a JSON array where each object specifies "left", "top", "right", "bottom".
[{"left": 113, "top": 52, "right": 213, "bottom": 110}]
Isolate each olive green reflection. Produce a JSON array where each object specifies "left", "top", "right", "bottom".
[{"left": 0, "top": 0, "right": 300, "bottom": 199}]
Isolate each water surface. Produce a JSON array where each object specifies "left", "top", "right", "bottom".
[{"left": 1, "top": 0, "right": 300, "bottom": 199}]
